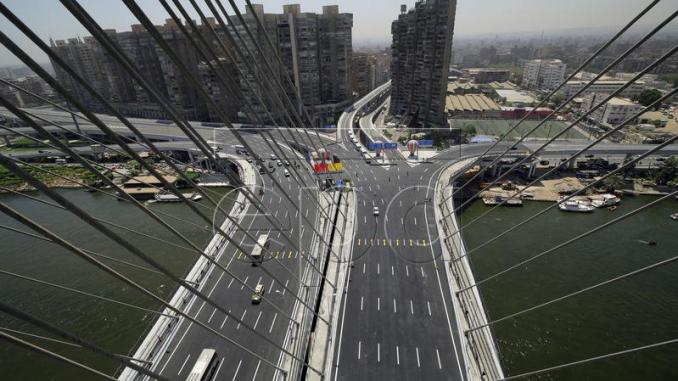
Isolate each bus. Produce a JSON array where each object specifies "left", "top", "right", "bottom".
[
  {"left": 250, "top": 233, "right": 270, "bottom": 266},
  {"left": 186, "top": 348, "right": 218, "bottom": 381}
]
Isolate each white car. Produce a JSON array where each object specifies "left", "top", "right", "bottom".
[
  {"left": 373, "top": 206, "right": 380, "bottom": 216},
  {"left": 277, "top": 160, "right": 283, "bottom": 166},
  {"left": 270, "top": 154, "right": 276, "bottom": 160},
  {"left": 284, "top": 169, "right": 290, "bottom": 177}
]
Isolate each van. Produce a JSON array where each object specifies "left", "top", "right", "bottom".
[{"left": 251, "top": 284, "right": 265, "bottom": 304}]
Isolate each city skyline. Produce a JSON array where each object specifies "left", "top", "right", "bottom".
[{"left": 1, "top": 0, "right": 677, "bottom": 66}]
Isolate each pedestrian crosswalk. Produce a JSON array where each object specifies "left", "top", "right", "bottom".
[{"left": 356, "top": 238, "right": 430, "bottom": 248}]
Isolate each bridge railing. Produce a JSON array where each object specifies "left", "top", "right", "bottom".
[{"left": 435, "top": 159, "right": 505, "bottom": 381}]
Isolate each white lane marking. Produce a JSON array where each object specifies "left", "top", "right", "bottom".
[
  {"left": 377, "top": 342, "right": 381, "bottom": 363},
  {"left": 381, "top": 198, "right": 384, "bottom": 205},
  {"left": 410, "top": 300, "right": 414, "bottom": 315},
  {"left": 414, "top": 217, "right": 417, "bottom": 225},
  {"left": 284, "top": 210, "right": 288, "bottom": 218},
  {"left": 241, "top": 276, "right": 249, "bottom": 290},
  {"left": 213, "top": 357, "right": 225, "bottom": 379},
  {"left": 227, "top": 278, "right": 234, "bottom": 289},
  {"left": 372, "top": 200, "right": 375, "bottom": 207},
  {"left": 436, "top": 348, "right": 442, "bottom": 369},
  {"left": 416, "top": 347, "right": 421, "bottom": 368},
  {"left": 220, "top": 313, "right": 229, "bottom": 329},
  {"left": 377, "top": 297, "right": 381, "bottom": 311},
  {"left": 399, "top": 200, "right": 402, "bottom": 207},
  {"left": 231, "top": 360, "right": 242, "bottom": 381},
  {"left": 364, "top": 216, "right": 367, "bottom": 224},
  {"left": 360, "top": 297, "right": 364, "bottom": 311},
  {"left": 393, "top": 298, "right": 397, "bottom": 313},
  {"left": 177, "top": 354, "right": 190, "bottom": 375},
  {"left": 396, "top": 346, "right": 400, "bottom": 365},
  {"left": 269, "top": 279, "right": 275, "bottom": 293},
  {"left": 269, "top": 313, "right": 278, "bottom": 333},
  {"left": 427, "top": 301, "right": 432, "bottom": 316},
  {"left": 207, "top": 308, "right": 217, "bottom": 323},
  {"left": 363, "top": 200, "right": 366, "bottom": 207},
  {"left": 251, "top": 360, "right": 261, "bottom": 381},
  {"left": 363, "top": 263, "right": 366, "bottom": 274},
  {"left": 405, "top": 266, "right": 409, "bottom": 277},
  {"left": 358, "top": 341, "right": 362, "bottom": 360},
  {"left": 377, "top": 263, "right": 380, "bottom": 275},
  {"left": 253, "top": 311, "right": 262, "bottom": 330},
  {"left": 237, "top": 310, "right": 247, "bottom": 330},
  {"left": 401, "top": 218, "right": 404, "bottom": 225},
  {"left": 282, "top": 280, "right": 289, "bottom": 296},
  {"left": 421, "top": 267, "right": 426, "bottom": 277},
  {"left": 391, "top": 266, "right": 394, "bottom": 276}
]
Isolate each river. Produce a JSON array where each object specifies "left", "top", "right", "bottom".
[
  {"left": 0, "top": 188, "right": 235, "bottom": 380},
  {"left": 460, "top": 195, "right": 678, "bottom": 380}
]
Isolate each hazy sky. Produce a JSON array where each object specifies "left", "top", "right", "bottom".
[{"left": 0, "top": 0, "right": 676, "bottom": 66}]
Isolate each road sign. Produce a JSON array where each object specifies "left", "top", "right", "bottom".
[
  {"left": 384, "top": 142, "right": 398, "bottom": 150},
  {"left": 419, "top": 140, "right": 434, "bottom": 147},
  {"left": 367, "top": 143, "right": 384, "bottom": 150}
]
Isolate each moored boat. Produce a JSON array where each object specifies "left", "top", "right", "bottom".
[
  {"left": 591, "top": 194, "right": 621, "bottom": 208},
  {"left": 558, "top": 200, "right": 594, "bottom": 213}
]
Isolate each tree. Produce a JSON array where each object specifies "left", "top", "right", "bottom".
[
  {"left": 603, "top": 175, "right": 625, "bottom": 191},
  {"left": 653, "top": 157, "right": 678, "bottom": 186},
  {"left": 634, "top": 89, "right": 662, "bottom": 109},
  {"left": 461, "top": 124, "right": 476, "bottom": 137}
]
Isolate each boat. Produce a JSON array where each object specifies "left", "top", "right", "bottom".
[
  {"left": 154, "top": 193, "right": 182, "bottom": 203},
  {"left": 153, "top": 193, "right": 202, "bottom": 203},
  {"left": 558, "top": 200, "right": 595, "bottom": 213},
  {"left": 591, "top": 194, "right": 621, "bottom": 208},
  {"left": 482, "top": 197, "right": 499, "bottom": 206},
  {"left": 482, "top": 195, "right": 523, "bottom": 207},
  {"left": 671, "top": 213, "right": 678, "bottom": 221}
]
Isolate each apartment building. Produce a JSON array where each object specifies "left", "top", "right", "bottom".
[
  {"left": 232, "top": 4, "right": 353, "bottom": 128},
  {"left": 390, "top": 0, "right": 457, "bottom": 128},
  {"left": 583, "top": 93, "right": 643, "bottom": 126},
  {"left": 522, "top": 59, "right": 566, "bottom": 91}
]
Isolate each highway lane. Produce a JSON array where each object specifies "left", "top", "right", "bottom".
[
  {"left": 331, "top": 99, "right": 469, "bottom": 380},
  {"left": 145, "top": 132, "right": 331, "bottom": 381}
]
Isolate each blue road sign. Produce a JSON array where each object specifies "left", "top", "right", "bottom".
[
  {"left": 384, "top": 142, "right": 398, "bottom": 150},
  {"left": 419, "top": 139, "right": 434, "bottom": 147},
  {"left": 368, "top": 143, "right": 384, "bottom": 150}
]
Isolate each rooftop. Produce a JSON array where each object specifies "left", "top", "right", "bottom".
[
  {"left": 495, "top": 89, "right": 537, "bottom": 105},
  {"left": 446, "top": 94, "right": 500, "bottom": 113}
]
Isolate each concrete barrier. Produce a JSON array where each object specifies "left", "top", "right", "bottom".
[{"left": 434, "top": 159, "right": 505, "bottom": 381}]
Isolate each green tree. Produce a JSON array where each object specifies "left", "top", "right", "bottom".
[
  {"left": 603, "top": 175, "right": 625, "bottom": 191},
  {"left": 653, "top": 157, "right": 678, "bottom": 186},
  {"left": 461, "top": 124, "right": 476, "bottom": 137},
  {"left": 634, "top": 89, "right": 662, "bottom": 109}
]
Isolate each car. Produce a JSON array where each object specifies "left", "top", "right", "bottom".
[
  {"left": 246, "top": 158, "right": 253, "bottom": 163},
  {"left": 251, "top": 284, "right": 265, "bottom": 304},
  {"left": 284, "top": 160, "right": 290, "bottom": 166},
  {"left": 277, "top": 160, "right": 283, "bottom": 166},
  {"left": 268, "top": 162, "right": 274, "bottom": 168},
  {"left": 270, "top": 154, "right": 276, "bottom": 160},
  {"left": 284, "top": 169, "right": 290, "bottom": 177},
  {"left": 373, "top": 206, "right": 379, "bottom": 216}
]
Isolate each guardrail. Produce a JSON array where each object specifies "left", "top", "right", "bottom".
[
  {"left": 435, "top": 160, "right": 505, "bottom": 381},
  {"left": 117, "top": 156, "right": 253, "bottom": 380}
]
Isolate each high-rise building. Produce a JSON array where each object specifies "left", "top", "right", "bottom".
[
  {"left": 233, "top": 4, "right": 353, "bottom": 128},
  {"left": 390, "top": 0, "right": 457, "bottom": 128},
  {"left": 521, "top": 59, "right": 566, "bottom": 91},
  {"left": 352, "top": 51, "right": 392, "bottom": 97}
]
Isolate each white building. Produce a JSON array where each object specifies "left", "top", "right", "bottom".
[
  {"left": 583, "top": 93, "right": 643, "bottom": 126},
  {"left": 522, "top": 59, "right": 567, "bottom": 91},
  {"left": 564, "top": 80, "right": 645, "bottom": 99}
]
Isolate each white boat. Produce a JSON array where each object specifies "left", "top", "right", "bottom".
[
  {"left": 671, "top": 213, "right": 678, "bottom": 221},
  {"left": 154, "top": 193, "right": 182, "bottom": 203},
  {"left": 154, "top": 193, "right": 202, "bottom": 203},
  {"left": 591, "top": 194, "right": 621, "bottom": 208},
  {"left": 558, "top": 200, "right": 595, "bottom": 213}
]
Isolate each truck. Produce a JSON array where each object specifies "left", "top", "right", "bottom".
[{"left": 250, "top": 233, "right": 270, "bottom": 266}]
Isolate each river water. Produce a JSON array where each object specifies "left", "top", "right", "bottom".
[
  {"left": 0, "top": 188, "right": 235, "bottom": 380},
  {"left": 460, "top": 196, "right": 678, "bottom": 380}
]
